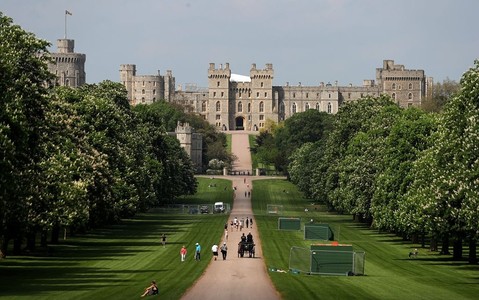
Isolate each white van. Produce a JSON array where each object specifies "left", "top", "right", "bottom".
[{"left": 214, "top": 202, "right": 225, "bottom": 213}]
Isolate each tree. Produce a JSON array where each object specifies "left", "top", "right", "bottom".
[
  {"left": 421, "top": 78, "right": 460, "bottom": 112},
  {"left": 0, "top": 13, "right": 54, "bottom": 257}
]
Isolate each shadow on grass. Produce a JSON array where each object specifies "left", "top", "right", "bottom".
[{"left": 0, "top": 212, "right": 202, "bottom": 296}]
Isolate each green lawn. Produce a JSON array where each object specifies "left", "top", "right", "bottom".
[
  {"left": 252, "top": 179, "right": 479, "bottom": 300},
  {"left": 0, "top": 178, "right": 232, "bottom": 300},
  {"left": 2, "top": 177, "right": 479, "bottom": 299}
]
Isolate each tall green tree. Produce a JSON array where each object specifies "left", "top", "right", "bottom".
[{"left": 0, "top": 13, "right": 54, "bottom": 257}]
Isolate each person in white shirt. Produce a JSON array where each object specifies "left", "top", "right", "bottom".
[{"left": 211, "top": 244, "right": 219, "bottom": 260}]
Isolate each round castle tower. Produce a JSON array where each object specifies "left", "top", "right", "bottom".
[{"left": 48, "top": 39, "right": 86, "bottom": 87}]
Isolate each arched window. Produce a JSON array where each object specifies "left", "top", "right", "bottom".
[
  {"left": 142, "top": 89, "right": 145, "bottom": 94},
  {"left": 316, "top": 102, "right": 320, "bottom": 110},
  {"left": 259, "top": 101, "right": 264, "bottom": 113},
  {"left": 292, "top": 103, "right": 297, "bottom": 114},
  {"left": 327, "top": 102, "right": 332, "bottom": 114},
  {"left": 202, "top": 101, "right": 207, "bottom": 112},
  {"left": 408, "top": 83, "right": 413, "bottom": 90},
  {"left": 408, "top": 93, "right": 413, "bottom": 100},
  {"left": 248, "top": 103, "right": 251, "bottom": 113},
  {"left": 392, "top": 93, "right": 396, "bottom": 100},
  {"left": 238, "top": 101, "right": 243, "bottom": 112},
  {"left": 305, "top": 103, "right": 310, "bottom": 110},
  {"left": 392, "top": 83, "right": 396, "bottom": 90},
  {"left": 216, "top": 101, "right": 221, "bottom": 112}
]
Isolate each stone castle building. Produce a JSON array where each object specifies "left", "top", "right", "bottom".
[
  {"left": 122, "top": 60, "right": 432, "bottom": 131},
  {"left": 119, "top": 64, "right": 176, "bottom": 105},
  {"left": 168, "top": 122, "right": 203, "bottom": 173},
  {"left": 47, "top": 39, "right": 86, "bottom": 87}
]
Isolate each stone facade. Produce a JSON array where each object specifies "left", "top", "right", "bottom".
[
  {"left": 48, "top": 39, "right": 86, "bottom": 87},
  {"left": 122, "top": 59, "right": 431, "bottom": 131},
  {"left": 119, "top": 64, "right": 175, "bottom": 105},
  {"left": 168, "top": 122, "right": 203, "bottom": 173}
]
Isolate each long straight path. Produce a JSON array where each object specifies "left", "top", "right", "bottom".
[{"left": 181, "top": 132, "right": 280, "bottom": 300}]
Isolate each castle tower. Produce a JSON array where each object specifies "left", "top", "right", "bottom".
[
  {"left": 250, "top": 63, "right": 274, "bottom": 130},
  {"left": 164, "top": 70, "right": 176, "bottom": 102},
  {"left": 175, "top": 121, "right": 202, "bottom": 172},
  {"left": 207, "top": 63, "right": 231, "bottom": 130},
  {"left": 48, "top": 39, "right": 86, "bottom": 87},
  {"left": 120, "top": 64, "right": 136, "bottom": 103}
]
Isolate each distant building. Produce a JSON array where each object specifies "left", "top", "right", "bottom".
[
  {"left": 122, "top": 60, "right": 432, "bottom": 131},
  {"left": 168, "top": 122, "right": 203, "bottom": 173},
  {"left": 47, "top": 39, "right": 86, "bottom": 87}
]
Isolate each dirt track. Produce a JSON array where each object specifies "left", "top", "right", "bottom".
[{"left": 181, "top": 132, "right": 280, "bottom": 300}]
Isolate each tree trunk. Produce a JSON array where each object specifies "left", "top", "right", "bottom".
[
  {"left": 440, "top": 236, "right": 450, "bottom": 255},
  {"left": 0, "top": 236, "right": 8, "bottom": 258},
  {"left": 453, "top": 237, "right": 463, "bottom": 260},
  {"left": 13, "top": 237, "right": 22, "bottom": 255},
  {"left": 421, "top": 232, "right": 426, "bottom": 248},
  {"left": 468, "top": 238, "right": 477, "bottom": 264},
  {"left": 51, "top": 225, "right": 60, "bottom": 244},
  {"left": 430, "top": 237, "right": 438, "bottom": 252},
  {"left": 411, "top": 233, "right": 419, "bottom": 244},
  {"left": 26, "top": 230, "right": 36, "bottom": 251},
  {"left": 40, "top": 230, "right": 48, "bottom": 248}
]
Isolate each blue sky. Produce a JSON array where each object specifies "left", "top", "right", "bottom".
[{"left": 2, "top": 0, "right": 478, "bottom": 87}]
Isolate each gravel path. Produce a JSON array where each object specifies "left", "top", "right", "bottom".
[{"left": 181, "top": 132, "right": 280, "bottom": 300}]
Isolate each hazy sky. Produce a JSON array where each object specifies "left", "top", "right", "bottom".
[{"left": 2, "top": 0, "right": 478, "bottom": 87}]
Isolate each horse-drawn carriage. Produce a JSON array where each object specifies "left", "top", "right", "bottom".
[{"left": 238, "top": 241, "right": 255, "bottom": 258}]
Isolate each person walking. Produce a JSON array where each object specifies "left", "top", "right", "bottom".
[
  {"left": 246, "top": 218, "right": 249, "bottom": 228},
  {"left": 212, "top": 244, "right": 219, "bottom": 261},
  {"left": 250, "top": 217, "right": 253, "bottom": 228},
  {"left": 161, "top": 234, "right": 167, "bottom": 248},
  {"left": 225, "top": 229, "right": 228, "bottom": 241},
  {"left": 195, "top": 242, "right": 201, "bottom": 261},
  {"left": 221, "top": 242, "right": 228, "bottom": 260},
  {"left": 180, "top": 245, "right": 187, "bottom": 262}
]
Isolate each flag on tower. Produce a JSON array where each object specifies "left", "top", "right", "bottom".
[{"left": 65, "top": 10, "right": 72, "bottom": 15}]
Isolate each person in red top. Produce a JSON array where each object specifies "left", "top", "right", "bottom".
[{"left": 180, "top": 245, "right": 187, "bottom": 262}]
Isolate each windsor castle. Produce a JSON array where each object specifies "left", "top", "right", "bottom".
[{"left": 49, "top": 38, "right": 433, "bottom": 133}]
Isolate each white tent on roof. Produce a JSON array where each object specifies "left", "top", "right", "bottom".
[{"left": 230, "top": 73, "right": 251, "bottom": 83}]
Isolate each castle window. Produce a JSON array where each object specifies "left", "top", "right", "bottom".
[
  {"left": 153, "top": 81, "right": 156, "bottom": 86},
  {"left": 238, "top": 101, "right": 243, "bottom": 112},
  {"left": 142, "top": 89, "right": 145, "bottom": 94},
  {"left": 327, "top": 102, "right": 332, "bottom": 114},
  {"left": 141, "top": 97, "right": 145, "bottom": 103},
  {"left": 316, "top": 102, "right": 320, "bottom": 110},
  {"left": 398, "top": 84, "right": 402, "bottom": 90},
  {"left": 280, "top": 102, "right": 285, "bottom": 114},
  {"left": 293, "top": 93, "right": 296, "bottom": 98},
  {"left": 408, "top": 103, "right": 413, "bottom": 108},
  {"left": 392, "top": 93, "right": 396, "bottom": 100},
  {"left": 306, "top": 93, "right": 309, "bottom": 98},
  {"left": 216, "top": 101, "right": 221, "bottom": 112},
  {"left": 239, "top": 92, "right": 242, "bottom": 98},
  {"left": 217, "top": 81, "right": 220, "bottom": 87},
  {"left": 305, "top": 103, "right": 310, "bottom": 110},
  {"left": 257, "top": 92, "right": 260, "bottom": 98},
  {"left": 392, "top": 83, "right": 396, "bottom": 90},
  {"left": 408, "top": 83, "right": 413, "bottom": 90},
  {"left": 213, "top": 92, "right": 216, "bottom": 97},
  {"left": 408, "top": 93, "right": 413, "bottom": 100},
  {"left": 248, "top": 103, "right": 251, "bottom": 113},
  {"left": 153, "top": 89, "right": 156, "bottom": 95},
  {"left": 259, "top": 115, "right": 264, "bottom": 121},
  {"left": 221, "top": 92, "right": 224, "bottom": 97},
  {"left": 328, "top": 93, "right": 331, "bottom": 99},
  {"left": 348, "top": 93, "right": 351, "bottom": 99},
  {"left": 202, "top": 101, "right": 207, "bottom": 112},
  {"left": 317, "top": 93, "right": 320, "bottom": 98},
  {"left": 216, "top": 115, "right": 221, "bottom": 120},
  {"left": 264, "top": 92, "right": 267, "bottom": 97},
  {"left": 261, "top": 82, "right": 264, "bottom": 87},
  {"left": 142, "top": 81, "right": 145, "bottom": 87},
  {"left": 292, "top": 103, "right": 297, "bottom": 114},
  {"left": 259, "top": 101, "right": 264, "bottom": 113}
]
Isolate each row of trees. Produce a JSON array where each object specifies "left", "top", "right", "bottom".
[
  {"left": 254, "top": 60, "right": 477, "bottom": 263},
  {"left": 0, "top": 13, "right": 213, "bottom": 258}
]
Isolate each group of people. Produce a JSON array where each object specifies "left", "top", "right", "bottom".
[{"left": 230, "top": 216, "right": 253, "bottom": 231}]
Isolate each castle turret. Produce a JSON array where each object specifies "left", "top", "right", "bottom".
[
  {"left": 48, "top": 39, "right": 86, "bottom": 87},
  {"left": 207, "top": 63, "right": 232, "bottom": 129},
  {"left": 120, "top": 64, "right": 136, "bottom": 104}
]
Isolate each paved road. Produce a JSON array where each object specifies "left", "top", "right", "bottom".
[{"left": 181, "top": 132, "right": 280, "bottom": 300}]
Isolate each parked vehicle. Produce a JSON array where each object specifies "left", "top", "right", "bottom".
[
  {"left": 214, "top": 202, "right": 225, "bottom": 213},
  {"left": 200, "top": 205, "right": 209, "bottom": 214}
]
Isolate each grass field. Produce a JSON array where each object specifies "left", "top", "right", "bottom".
[
  {"left": 2, "top": 177, "right": 479, "bottom": 299},
  {"left": 252, "top": 179, "right": 479, "bottom": 300},
  {"left": 0, "top": 177, "right": 232, "bottom": 300}
]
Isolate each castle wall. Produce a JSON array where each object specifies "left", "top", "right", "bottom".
[{"left": 48, "top": 39, "right": 86, "bottom": 87}]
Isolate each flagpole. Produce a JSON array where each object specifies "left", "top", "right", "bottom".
[{"left": 64, "top": 10, "right": 67, "bottom": 38}]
